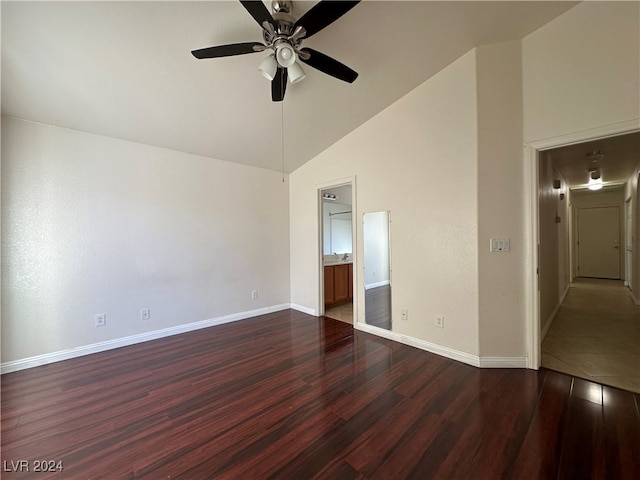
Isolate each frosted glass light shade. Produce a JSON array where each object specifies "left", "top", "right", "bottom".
[
  {"left": 288, "top": 62, "right": 306, "bottom": 84},
  {"left": 588, "top": 179, "right": 603, "bottom": 190},
  {"left": 276, "top": 44, "right": 296, "bottom": 68},
  {"left": 259, "top": 55, "right": 277, "bottom": 80}
]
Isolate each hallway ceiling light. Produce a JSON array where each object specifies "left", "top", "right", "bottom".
[
  {"left": 588, "top": 169, "right": 603, "bottom": 190},
  {"left": 585, "top": 149, "right": 604, "bottom": 190}
]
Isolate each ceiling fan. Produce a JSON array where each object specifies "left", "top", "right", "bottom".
[{"left": 191, "top": 0, "right": 360, "bottom": 102}]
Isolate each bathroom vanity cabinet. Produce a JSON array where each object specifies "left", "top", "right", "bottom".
[{"left": 324, "top": 263, "right": 353, "bottom": 307}]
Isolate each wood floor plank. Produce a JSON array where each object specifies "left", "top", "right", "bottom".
[
  {"left": 558, "top": 378, "right": 607, "bottom": 479},
  {"left": 2, "top": 310, "right": 639, "bottom": 479},
  {"left": 510, "top": 369, "right": 572, "bottom": 479},
  {"left": 602, "top": 385, "right": 640, "bottom": 476}
]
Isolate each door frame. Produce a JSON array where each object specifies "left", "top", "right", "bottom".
[
  {"left": 524, "top": 120, "right": 640, "bottom": 370},
  {"left": 625, "top": 196, "right": 633, "bottom": 288},
  {"left": 317, "top": 176, "right": 357, "bottom": 319}
]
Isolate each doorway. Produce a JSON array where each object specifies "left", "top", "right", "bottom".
[
  {"left": 320, "top": 183, "right": 354, "bottom": 324},
  {"left": 526, "top": 123, "right": 640, "bottom": 370},
  {"left": 625, "top": 197, "right": 633, "bottom": 289}
]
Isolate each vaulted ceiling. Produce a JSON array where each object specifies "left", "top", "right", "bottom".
[{"left": 2, "top": 1, "right": 578, "bottom": 173}]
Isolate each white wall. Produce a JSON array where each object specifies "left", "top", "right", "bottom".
[
  {"left": 523, "top": 1, "right": 640, "bottom": 143},
  {"left": 476, "top": 40, "right": 526, "bottom": 358},
  {"left": 290, "top": 51, "right": 480, "bottom": 357},
  {"left": 1, "top": 117, "right": 290, "bottom": 365}
]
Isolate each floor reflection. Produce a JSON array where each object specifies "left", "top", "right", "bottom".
[{"left": 365, "top": 285, "right": 391, "bottom": 330}]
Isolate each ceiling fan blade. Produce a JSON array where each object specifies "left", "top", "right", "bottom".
[
  {"left": 272, "top": 67, "right": 288, "bottom": 102},
  {"left": 294, "top": 1, "right": 360, "bottom": 39},
  {"left": 299, "top": 48, "right": 358, "bottom": 83},
  {"left": 191, "top": 42, "right": 264, "bottom": 59},
  {"left": 239, "top": 0, "right": 276, "bottom": 31}
]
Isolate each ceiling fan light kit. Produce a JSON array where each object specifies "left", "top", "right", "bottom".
[{"left": 191, "top": 0, "right": 360, "bottom": 101}]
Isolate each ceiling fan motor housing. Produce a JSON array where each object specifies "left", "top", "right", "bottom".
[{"left": 263, "top": 13, "right": 297, "bottom": 43}]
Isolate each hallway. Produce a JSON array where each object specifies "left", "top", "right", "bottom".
[{"left": 542, "top": 278, "right": 640, "bottom": 393}]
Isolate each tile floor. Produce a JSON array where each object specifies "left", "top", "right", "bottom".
[
  {"left": 325, "top": 302, "right": 353, "bottom": 324},
  {"left": 542, "top": 278, "right": 640, "bottom": 394}
]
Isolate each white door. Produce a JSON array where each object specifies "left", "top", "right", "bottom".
[
  {"left": 625, "top": 199, "right": 633, "bottom": 288},
  {"left": 577, "top": 206, "right": 621, "bottom": 279}
]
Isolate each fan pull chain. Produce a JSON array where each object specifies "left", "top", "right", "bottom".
[{"left": 281, "top": 72, "right": 285, "bottom": 183}]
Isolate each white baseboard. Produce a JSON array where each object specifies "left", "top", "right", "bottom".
[
  {"left": 541, "top": 284, "right": 570, "bottom": 341},
  {"left": 355, "top": 322, "right": 481, "bottom": 367},
  {"left": 354, "top": 322, "right": 527, "bottom": 369},
  {"left": 364, "top": 280, "right": 391, "bottom": 290},
  {"left": 1, "top": 303, "right": 291, "bottom": 375},
  {"left": 290, "top": 304, "right": 317, "bottom": 316},
  {"left": 478, "top": 356, "right": 528, "bottom": 368}
]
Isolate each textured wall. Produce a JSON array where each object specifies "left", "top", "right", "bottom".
[
  {"left": 476, "top": 40, "right": 526, "bottom": 357},
  {"left": 1, "top": 117, "right": 290, "bottom": 363},
  {"left": 523, "top": 1, "right": 640, "bottom": 143}
]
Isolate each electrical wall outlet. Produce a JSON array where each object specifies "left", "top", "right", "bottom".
[
  {"left": 400, "top": 309, "right": 408, "bottom": 321},
  {"left": 95, "top": 313, "right": 106, "bottom": 327},
  {"left": 141, "top": 308, "right": 150, "bottom": 320},
  {"left": 435, "top": 315, "right": 445, "bottom": 328},
  {"left": 251, "top": 290, "right": 258, "bottom": 299}
]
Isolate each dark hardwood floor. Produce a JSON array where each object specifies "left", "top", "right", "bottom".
[{"left": 2, "top": 310, "right": 639, "bottom": 479}]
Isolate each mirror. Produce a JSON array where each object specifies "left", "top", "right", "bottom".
[
  {"left": 322, "top": 185, "right": 353, "bottom": 258},
  {"left": 363, "top": 211, "right": 391, "bottom": 330},
  {"left": 323, "top": 202, "right": 352, "bottom": 254}
]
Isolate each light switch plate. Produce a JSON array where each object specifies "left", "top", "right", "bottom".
[{"left": 490, "top": 238, "right": 510, "bottom": 252}]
